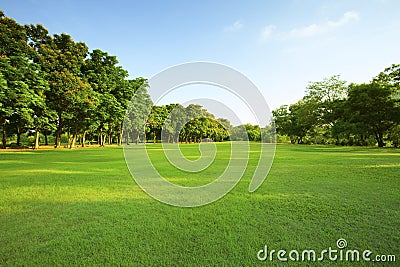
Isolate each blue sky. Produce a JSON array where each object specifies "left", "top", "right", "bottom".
[{"left": 2, "top": 0, "right": 400, "bottom": 124}]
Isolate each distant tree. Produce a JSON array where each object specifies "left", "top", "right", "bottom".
[
  {"left": 216, "top": 118, "right": 232, "bottom": 141},
  {"left": 230, "top": 125, "right": 247, "bottom": 141},
  {"left": 243, "top": 124, "right": 261, "bottom": 141},
  {"left": 162, "top": 103, "right": 186, "bottom": 143},
  {"left": 180, "top": 104, "right": 213, "bottom": 143},
  {"left": 261, "top": 125, "right": 275, "bottom": 143},
  {"left": 147, "top": 105, "right": 169, "bottom": 143},
  {"left": 272, "top": 100, "right": 319, "bottom": 144},
  {"left": 123, "top": 79, "right": 152, "bottom": 144}
]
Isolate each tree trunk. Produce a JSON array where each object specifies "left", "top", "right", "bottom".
[
  {"left": 55, "top": 127, "right": 62, "bottom": 148},
  {"left": 34, "top": 130, "right": 40, "bottom": 149},
  {"left": 44, "top": 133, "right": 48, "bottom": 146},
  {"left": 81, "top": 131, "right": 86, "bottom": 147},
  {"left": 67, "top": 130, "right": 72, "bottom": 148},
  {"left": 136, "top": 132, "right": 139, "bottom": 144},
  {"left": 375, "top": 132, "right": 384, "bottom": 147},
  {"left": 55, "top": 133, "right": 60, "bottom": 148},
  {"left": 118, "top": 130, "right": 123, "bottom": 146},
  {"left": 153, "top": 131, "right": 157, "bottom": 144},
  {"left": 70, "top": 132, "right": 77, "bottom": 149},
  {"left": 16, "top": 126, "right": 21, "bottom": 146},
  {"left": 125, "top": 130, "right": 129, "bottom": 145},
  {"left": 1, "top": 122, "right": 6, "bottom": 149},
  {"left": 55, "top": 115, "right": 63, "bottom": 148},
  {"left": 98, "top": 130, "right": 104, "bottom": 146}
]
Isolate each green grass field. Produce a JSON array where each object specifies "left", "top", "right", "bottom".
[{"left": 1, "top": 144, "right": 399, "bottom": 266}]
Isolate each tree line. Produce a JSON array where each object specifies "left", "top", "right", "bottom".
[
  {"left": 1, "top": 11, "right": 272, "bottom": 149},
  {"left": 7, "top": 10, "right": 396, "bottom": 149},
  {"left": 272, "top": 67, "right": 400, "bottom": 147},
  {"left": 123, "top": 101, "right": 275, "bottom": 145},
  {"left": 124, "top": 102, "right": 231, "bottom": 144}
]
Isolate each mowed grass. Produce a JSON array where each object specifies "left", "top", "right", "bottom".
[{"left": 0, "top": 144, "right": 399, "bottom": 266}]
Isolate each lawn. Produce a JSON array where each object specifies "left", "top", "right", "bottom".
[{"left": 1, "top": 144, "right": 399, "bottom": 266}]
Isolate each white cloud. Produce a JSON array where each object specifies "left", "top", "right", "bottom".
[
  {"left": 225, "top": 20, "right": 244, "bottom": 31},
  {"left": 290, "top": 23, "right": 320, "bottom": 37},
  {"left": 260, "top": 24, "right": 276, "bottom": 41},
  {"left": 327, "top": 11, "right": 360, "bottom": 27},
  {"left": 288, "top": 11, "right": 360, "bottom": 38}
]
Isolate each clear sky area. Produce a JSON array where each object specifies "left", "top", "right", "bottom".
[{"left": 2, "top": 0, "right": 400, "bottom": 124}]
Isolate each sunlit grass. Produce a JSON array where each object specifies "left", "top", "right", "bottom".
[{"left": 0, "top": 144, "right": 399, "bottom": 266}]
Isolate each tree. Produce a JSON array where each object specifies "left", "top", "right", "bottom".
[
  {"left": 243, "top": 124, "right": 261, "bottom": 141},
  {"left": 0, "top": 72, "right": 11, "bottom": 148},
  {"left": 305, "top": 75, "right": 347, "bottom": 103},
  {"left": 345, "top": 83, "right": 398, "bottom": 147},
  {"left": 216, "top": 118, "right": 231, "bottom": 141},
  {"left": 272, "top": 100, "right": 319, "bottom": 144},
  {"left": 304, "top": 75, "right": 348, "bottom": 142},
  {"left": 123, "top": 79, "right": 152, "bottom": 144},
  {"left": 180, "top": 104, "right": 214, "bottom": 143},
  {"left": 373, "top": 64, "right": 400, "bottom": 98},
  {"left": 0, "top": 14, "right": 48, "bottom": 148},
  {"left": 27, "top": 25, "right": 93, "bottom": 148},
  {"left": 261, "top": 125, "right": 275, "bottom": 143},
  {"left": 147, "top": 105, "right": 168, "bottom": 143},
  {"left": 82, "top": 49, "right": 135, "bottom": 146},
  {"left": 162, "top": 103, "right": 187, "bottom": 143}
]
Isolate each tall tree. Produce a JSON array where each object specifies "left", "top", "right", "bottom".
[
  {"left": 305, "top": 75, "right": 348, "bottom": 141},
  {"left": 345, "top": 83, "right": 399, "bottom": 147},
  {"left": 373, "top": 64, "right": 400, "bottom": 98},
  {"left": 147, "top": 105, "right": 169, "bottom": 143},
  {"left": 123, "top": 79, "right": 152, "bottom": 144},
  {"left": 0, "top": 12, "right": 48, "bottom": 148},
  {"left": 162, "top": 103, "right": 186, "bottom": 143},
  {"left": 27, "top": 25, "right": 93, "bottom": 148},
  {"left": 82, "top": 49, "right": 132, "bottom": 146}
]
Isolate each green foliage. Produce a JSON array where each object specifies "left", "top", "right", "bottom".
[
  {"left": 1, "top": 11, "right": 266, "bottom": 148},
  {"left": 123, "top": 81, "right": 152, "bottom": 144},
  {"left": 373, "top": 63, "right": 400, "bottom": 97},
  {"left": 0, "top": 24, "right": 48, "bottom": 148},
  {"left": 140, "top": 103, "right": 231, "bottom": 144},
  {"left": 1, "top": 12, "right": 149, "bottom": 149},
  {"left": 273, "top": 71, "right": 400, "bottom": 147},
  {"left": 345, "top": 83, "right": 398, "bottom": 147}
]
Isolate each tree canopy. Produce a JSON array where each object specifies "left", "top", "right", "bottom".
[
  {"left": 3, "top": 10, "right": 398, "bottom": 149},
  {"left": 272, "top": 71, "right": 400, "bottom": 147},
  {"left": 2, "top": 11, "right": 272, "bottom": 148}
]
